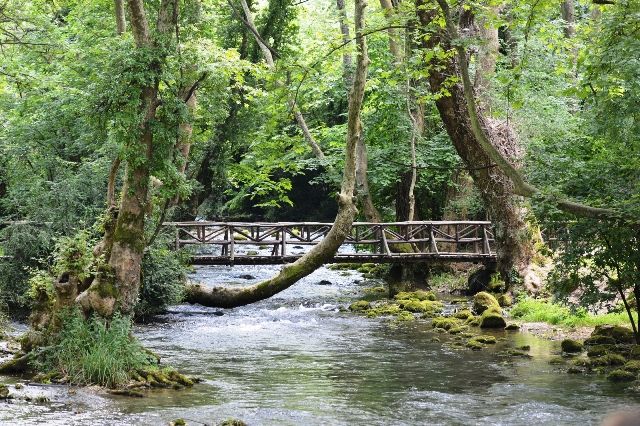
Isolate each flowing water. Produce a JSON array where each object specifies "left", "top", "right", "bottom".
[{"left": 1, "top": 262, "right": 640, "bottom": 425}]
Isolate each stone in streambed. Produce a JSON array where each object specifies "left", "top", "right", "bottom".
[
  {"left": 561, "top": 339, "right": 583, "bottom": 353},
  {"left": 238, "top": 274, "right": 255, "bottom": 280},
  {"left": 607, "top": 369, "right": 637, "bottom": 382},
  {"left": 316, "top": 280, "right": 332, "bottom": 286},
  {"left": 479, "top": 307, "right": 506, "bottom": 329},
  {"left": 472, "top": 292, "right": 500, "bottom": 315},
  {"left": 349, "top": 300, "right": 371, "bottom": 312},
  {"left": 591, "top": 325, "right": 635, "bottom": 344},
  {"left": 394, "top": 290, "right": 437, "bottom": 302}
]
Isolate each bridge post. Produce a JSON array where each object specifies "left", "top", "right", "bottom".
[
  {"left": 229, "top": 224, "right": 235, "bottom": 262},
  {"left": 429, "top": 225, "right": 439, "bottom": 254},
  {"left": 281, "top": 226, "right": 287, "bottom": 256},
  {"left": 482, "top": 225, "right": 491, "bottom": 255}
]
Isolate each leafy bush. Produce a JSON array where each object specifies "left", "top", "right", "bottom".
[
  {"left": 0, "top": 224, "right": 53, "bottom": 311},
  {"left": 136, "top": 247, "right": 188, "bottom": 317},
  {"left": 52, "top": 230, "right": 96, "bottom": 281},
  {"left": 34, "top": 309, "right": 154, "bottom": 387}
]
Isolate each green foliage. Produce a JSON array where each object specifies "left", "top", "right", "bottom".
[
  {"left": 510, "top": 298, "right": 635, "bottom": 328},
  {"left": 26, "top": 269, "right": 55, "bottom": 303},
  {"left": 136, "top": 247, "right": 188, "bottom": 317},
  {"left": 0, "top": 224, "right": 53, "bottom": 311},
  {"left": 33, "top": 308, "right": 155, "bottom": 388},
  {"left": 52, "top": 230, "right": 96, "bottom": 282}
]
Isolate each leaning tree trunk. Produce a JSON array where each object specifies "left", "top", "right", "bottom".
[
  {"left": 415, "top": 1, "right": 532, "bottom": 287},
  {"left": 185, "top": 0, "right": 369, "bottom": 308},
  {"left": 336, "top": 0, "right": 381, "bottom": 223}
]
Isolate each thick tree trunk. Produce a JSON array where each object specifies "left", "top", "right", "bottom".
[
  {"left": 416, "top": 1, "right": 532, "bottom": 286},
  {"left": 185, "top": 0, "right": 369, "bottom": 308},
  {"left": 76, "top": 0, "right": 178, "bottom": 316}
]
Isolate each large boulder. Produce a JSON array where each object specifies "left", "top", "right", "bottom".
[
  {"left": 591, "top": 325, "right": 635, "bottom": 344},
  {"left": 472, "top": 292, "right": 501, "bottom": 315},
  {"left": 479, "top": 309, "right": 506, "bottom": 329}
]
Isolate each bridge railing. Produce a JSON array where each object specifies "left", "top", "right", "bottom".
[{"left": 162, "top": 221, "right": 495, "bottom": 263}]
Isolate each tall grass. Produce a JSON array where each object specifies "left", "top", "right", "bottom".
[
  {"left": 510, "top": 298, "right": 636, "bottom": 328},
  {"left": 35, "top": 309, "right": 154, "bottom": 387}
]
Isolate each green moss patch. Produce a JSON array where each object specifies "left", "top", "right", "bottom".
[
  {"left": 472, "top": 292, "right": 500, "bottom": 315},
  {"left": 561, "top": 339, "right": 583, "bottom": 353}
]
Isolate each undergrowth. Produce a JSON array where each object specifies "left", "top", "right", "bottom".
[
  {"left": 33, "top": 308, "right": 155, "bottom": 387},
  {"left": 510, "top": 298, "right": 636, "bottom": 328}
]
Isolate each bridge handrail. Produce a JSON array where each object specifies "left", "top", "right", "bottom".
[{"left": 162, "top": 220, "right": 493, "bottom": 226}]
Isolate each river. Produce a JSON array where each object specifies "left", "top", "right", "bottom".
[{"left": 1, "top": 263, "right": 639, "bottom": 425}]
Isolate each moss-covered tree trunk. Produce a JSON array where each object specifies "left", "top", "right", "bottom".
[
  {"left": 77, "top": 0, "right": 178, "bottom": 316},
  {"left": 185, "top": 0, "right": 369, "bottom": 308},
  {"left": 415, "top": 1, "right": 532, "bottom": 288}
]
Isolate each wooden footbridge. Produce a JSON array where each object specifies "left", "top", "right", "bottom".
[{"left": 163, "top": 221, "right": 497, "bottom": 265}]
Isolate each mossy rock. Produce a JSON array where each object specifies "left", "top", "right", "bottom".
[
  {"left": 349, "top": 300, "right": 371, "bottom": 312},
  {"left": 448, "top": 325, "right": 469, "bottom": 335},
  {"left": 479, "top": 310, "right": 506, "bottom": 329},
  {"left": 587, "top": 344, "right": 612, "bottom": 358},
  {"left": 328, "top": 263, "right": 358, "bottom": 271},
  {"left": 584, "top": 335, "right": 616, "bottom": 346},
  {"left": 171, "top": 419, "right": 187, "bottom": 426},
  {"left": 607, "top": 369, "right": 637, "bottom": 383},
  {"left": 571, "top": 358, "right": 591, "bottom": 368},
  {"left": 219, "top": 419, "right": 247, "bottom": 426},
  {"left": 472, "top": 292, "right": 500, "bottom": 315},
  {"left": 591, "top": 325, "right": 635, "bottom": 344},
  {"left": 431, "top": 316, "right": 462, "bottom": 331},
  {"left": 567, "top": 366, "right": 585, "bottom": 374},
  {"left": 502, "top": 349, "right": 532, "bottom": 358},
  {"left": 504, "top": 323, "right": 520, "bottom": 331},
  {"left": 497, "top": 293, "right": 513, "bottom": 307},
  {"left": 471, "top": 335, "right": 497, "bottom": 344},
  {"left": 364, "top": 286, "right": 386, "bottom": 294},
  {"left": 394, "top": 311, "right": 416, "bottom": 322},
  {"left": 590, "top": 353, "right": 626, "bottom": 367},
  {"left": 466, "top": 339, "right": 484, "bottom": 350},
  {"left": 397, "top": 299, "right": 444, "bottom": 314},
  {"left": 516, "top": 345, "right": 531, "bottom": 351},
  {"left": 453, "top": 309, "right": 473, "bottom": 320},
  {"left": 0, "top": 384, "right": 9, "bottom": 399},
  {"left": 357, "top": 263, "right": 377, "bottom": 273},
  {"left": 246, "top": 250, "right": 258, "bottom": 256},
  {"left": 630, "top": 346, "right": 640, "bottom": 360},
  {"left": 365, "top": 303, "right": 402, "bottom": 317},
  {"left": 561, "top": 339, "right": 584, "bottom": 353},
  {"left": 394, "top": 290, "right": 437, "bottom": 302},
  {"left": 623, "top": 360, "right": 640, "bottom": 372},
  {"left": 465, "top": 316, "right": 481, "bottom": 327}
]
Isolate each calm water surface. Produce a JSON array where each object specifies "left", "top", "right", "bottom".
[{"left": 1, "top": 262, "right": 639, "bottom": 425}]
